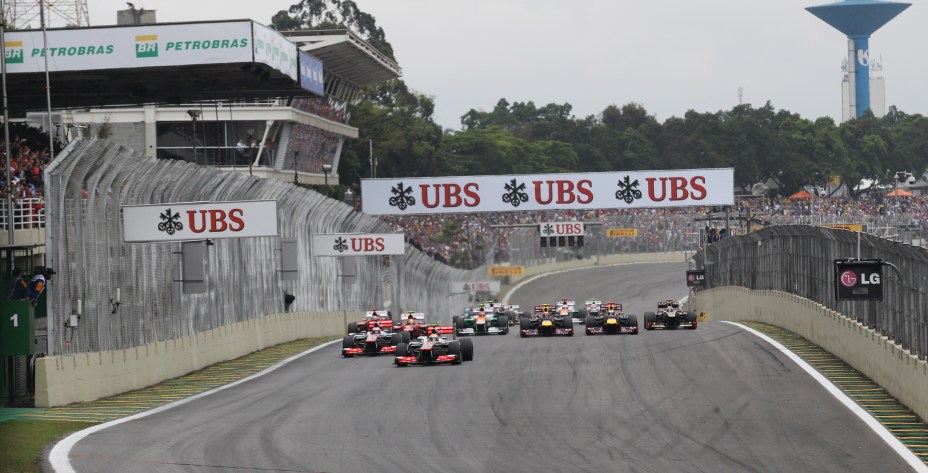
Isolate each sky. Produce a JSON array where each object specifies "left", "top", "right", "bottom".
[{"left": 81, "top": 0, "right": 928, "bottom": 130}]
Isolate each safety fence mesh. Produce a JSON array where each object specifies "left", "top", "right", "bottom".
[
  {"left": 696, "top": 225, "right": 928, "bottom": 359},
  {"left": 46, "top": 139, "right": 476, "bottom": 355}
]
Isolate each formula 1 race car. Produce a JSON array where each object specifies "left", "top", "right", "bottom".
[
  {"left": 342, "top": 324, "right": 405, "bottom": 357},
  {"left": 585, "top": 302, "right": 639, "bottom": 335},
  {"left": 394, "top": 326, "right": 474, "bottom": 366},
  {"left": 394, "top": 311, "right": 430, "bottom": 339},
  {"left": 520, "top": 304, "right": 574, "bottom": 337},
  {"left": 584, "top": 300, "right": 602, "bottom": 318},
  {"left": 504, "top": 305, "right": 524, "bottom": 324},
  {"left": 555, "top": 298, "right": 583, "bottom": 324},
  {"left": 644, "top": 300, "right": 697, "bottom": 330},
  {"left": 453, "top": 304, "right": 509, "bottom": 335},
  {"left": 348, "top": 309, "right": 401, "bottom": 337}
]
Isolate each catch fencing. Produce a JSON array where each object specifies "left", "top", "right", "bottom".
[
  {"left": 45, "top": 139, "right": 475, "bottom": 355},
  {"left": 697, "top": 225, "right": 928, "bottom": 359}
]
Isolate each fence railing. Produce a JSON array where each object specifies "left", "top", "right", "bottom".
[
  {"left": 0, "top": 198, "right": 45, "bottom": 230},
  {"left": 696, "top": 225, "right": 928, "bottom": 359},
  {"left": 45, "top": 139, "right": 478, "bottom": 355}
]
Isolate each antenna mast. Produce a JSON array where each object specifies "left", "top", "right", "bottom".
[{"left": 5, "top": 0, "right": 89, "bottom": 29}]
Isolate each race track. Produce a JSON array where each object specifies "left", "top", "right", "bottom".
[{"left": 64, "top": 262, "right": 916, "bottom": 472}]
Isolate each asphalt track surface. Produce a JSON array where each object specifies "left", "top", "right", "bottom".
[{"left": 66, "top": 262, "right": 916, "bottom": 473}]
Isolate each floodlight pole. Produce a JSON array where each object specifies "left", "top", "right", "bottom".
[
  {"left": 40, "top": 0, "right": 53, "bottom": 156},
  {"left": 1, "top": 0, "right": 13, "bottom": 245}
]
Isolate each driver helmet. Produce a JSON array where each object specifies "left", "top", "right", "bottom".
[
  {"left": 428, "top": 327, "right": 440, "bottom": 342},
  {"left": 407, "top": 311, "right": 416, "bottom": 323},
  {"left": 371, "top": 323, "right": 382, "bottom": 334}
]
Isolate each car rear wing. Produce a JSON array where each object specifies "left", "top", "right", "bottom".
[
  {"left": 585, "top": 300, "right": 602, "bottom": 306},
  {"left": 506, "top": 305, "right": 520, "bottom": 310},
  {"left": 425, "top": 325, "right": 455, "bottom": 335},
  {"left": 657, "top": 301, "right": 671, "bottom": 309}
]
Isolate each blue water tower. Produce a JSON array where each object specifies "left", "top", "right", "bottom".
[{"left": 806, "top": 0, "right": 910, "bottom": 118}]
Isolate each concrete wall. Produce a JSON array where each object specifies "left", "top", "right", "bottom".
[
  {"left": 501, "top": 251, "right": 691, "bottom": 299},
  {"left": 35, "top": 310, "right": 356, "bottom": 407},
  {"left": 690, "top": 287, "right": 928, "bottom": 425}
]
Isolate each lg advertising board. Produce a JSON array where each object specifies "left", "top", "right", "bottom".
[
  {"left": 361, "top": 168, "right": 734, "bottom": 215},
  {"left": 686, "top": 270, "right": 706, "bottom": 287},
  {"left": 834, "top": 259, "right": 883, "bottom": 301},
  {"left": 122, "top": 201, "right": 278, "bottom": 243}
]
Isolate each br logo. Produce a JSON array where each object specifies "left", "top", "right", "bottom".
[{"left": 136, "top": 35, "right": 158, "bottom": 58}]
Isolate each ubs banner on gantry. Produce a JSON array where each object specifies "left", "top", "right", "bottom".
[{"left": 361, "top": 169, "right": 734, "bottom": 215}]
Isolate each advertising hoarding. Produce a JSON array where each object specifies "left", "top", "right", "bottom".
[
  {"left": 122, "top": 200, "right": 278, "bottom": 242},
  {"left": 311, "top": 233, "right": 405, "bottom": 256},
  {"left": 834, "top": 259, "right": 883, "bottom": 301},
  {"left": 252, "top": 22, "right": 298, "bottom": 80},
  {"left": 6, "top": 21, "right": 254, "bottom": 74},
  {"left": 607, "top": 228, "right": 638, "bottom": 237},
  {"left": 538, "top": 222, "right": 584, "bottom": 237},
  {"left": 489, "top": 266, "right": 525, "bottom": 277},
  {"left": 298, "top": 50, "right": 325, "bottom": 96},
  {"left": 361, "top": 169, "right": 734, "bottom": 215},
  {"left": 449, "top": 281, "right": 502, "bottom": 293}
]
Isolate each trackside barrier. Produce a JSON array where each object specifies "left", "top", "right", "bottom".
[
  {"left": 499, "top": 251, "right": 690, "bottom": 301},
  {"left": 35, "top": 310, "right": 356, "bottom": 407},
  {"left": 689, "top": 287, "right": 928, "bottom": 426},
  {"left": 38, "top": 139, "right": 478, "bottom": 406},
  {"left": 697, "top": 225, "right": 928, "bottom": 360}
]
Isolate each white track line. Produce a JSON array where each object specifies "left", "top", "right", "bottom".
[
  {"left": 49, "top": 339, "right": 340, "bottom": 473},
  {"left": 723, "top": 321, "right": 928, "bottom": 473}
]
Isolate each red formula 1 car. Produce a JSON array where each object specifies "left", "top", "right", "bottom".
[
  {"left": 394, "top": 326, "right": 473, "bottom": 366},
  {"left": 394, "top": 311, "right": 429, "bottom": 339},
  {"left": 348, "top": 309, "right": 408, "bottom": 342},
  {"left": 519, "top": 304, "right": 574, "bottom": 337}
]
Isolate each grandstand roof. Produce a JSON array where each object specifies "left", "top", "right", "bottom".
[{"left": 282, "top": 29, "right": 402, "bottom": 87}]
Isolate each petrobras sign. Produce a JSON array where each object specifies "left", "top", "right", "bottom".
[
  {"left": 298, "top": 50, "right": 325, "bottom": 96},
  {"left": 6, "top": 21, "right": 253, "bottom": 73},
  {"left": 122, "top": 200, "right": 278, "bottom": 243},
  {"left": 253, "top": 22, "right": 298, "bottom": 81},
  {"left": 449, "top": 281, "right": 502, "bottom": 294},
  {"left": 312, "top": 233, "right": 405, "bottom": 256},
  {"left": 539, "top": 221, "right": 584, "bottom": 237},
  {"left": 361, "top": 169, "right": 734, "bottom": 215}
]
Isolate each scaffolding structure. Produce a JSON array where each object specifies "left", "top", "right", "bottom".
[{"left": 4, "top": 0, "right": 89, "bottom": 30}]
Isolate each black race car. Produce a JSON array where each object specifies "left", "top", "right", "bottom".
[
  {"left": 394, "top": 326, "right": 474, "bottom": 366},
  {"left": 644, "top": 300, "right": 697, "bottom": 330},
  {"left": 520, "top": 304, "right": 574, "bottom": 337},
  {"left": 585, "top": 302, "right": 638, "bottom": 335}
]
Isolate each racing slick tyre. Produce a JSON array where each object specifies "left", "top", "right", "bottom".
[
  {"left": 628, "top": 314, "right": 639, "bottom": 334},
  {"left": 347, "top": 322, "right": 358, "bottom": 334},
  {"left": 686, "top": 311, "right": 698, "bottom": 329},
  {"left": 644, "top": 312, "right": 656, "bottom": 330},
  {"left": 563, "top": 317, "right": 573, "bottom": 336},
  {"left": 341, "top": 336, "right": 354, "bottom": 357},
  {"left": 448, "top": 340, "right": 463, "bottom": 365},
  {"left": 460, "top": 338, "right": 474, "bottom": 361},
  {"left": 497, "top": 315, "right": 509, "bottom": 334},
  {"left": 394, "top": 342, "right": 409, "bottom": 366},
  {"left": 391, "top": 333, "right": 402, "bottom": 345},
  {"left": 400, "top": 331, "right": 411, "bottom": 343},
  {"left": 452, "top": 315, "right": 463, "bottom": 327},
  {"left": 584, "top": 315, "right": 596, "bottom": 335}
]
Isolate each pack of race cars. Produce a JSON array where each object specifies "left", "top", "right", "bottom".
[{"left": 341, "top": 298, "right": 696, "bottom": 366}]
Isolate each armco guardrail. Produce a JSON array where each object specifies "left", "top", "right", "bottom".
[
  {"left": 697, "top": 225, "right": 928, "bottom": 360},
  {"left": 44, "top": 139, "right": 476, "bottom": 356}
]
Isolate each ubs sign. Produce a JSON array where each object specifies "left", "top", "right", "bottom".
[{"left": 834, "top": 259, "right": 883, "bottom": 301}]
